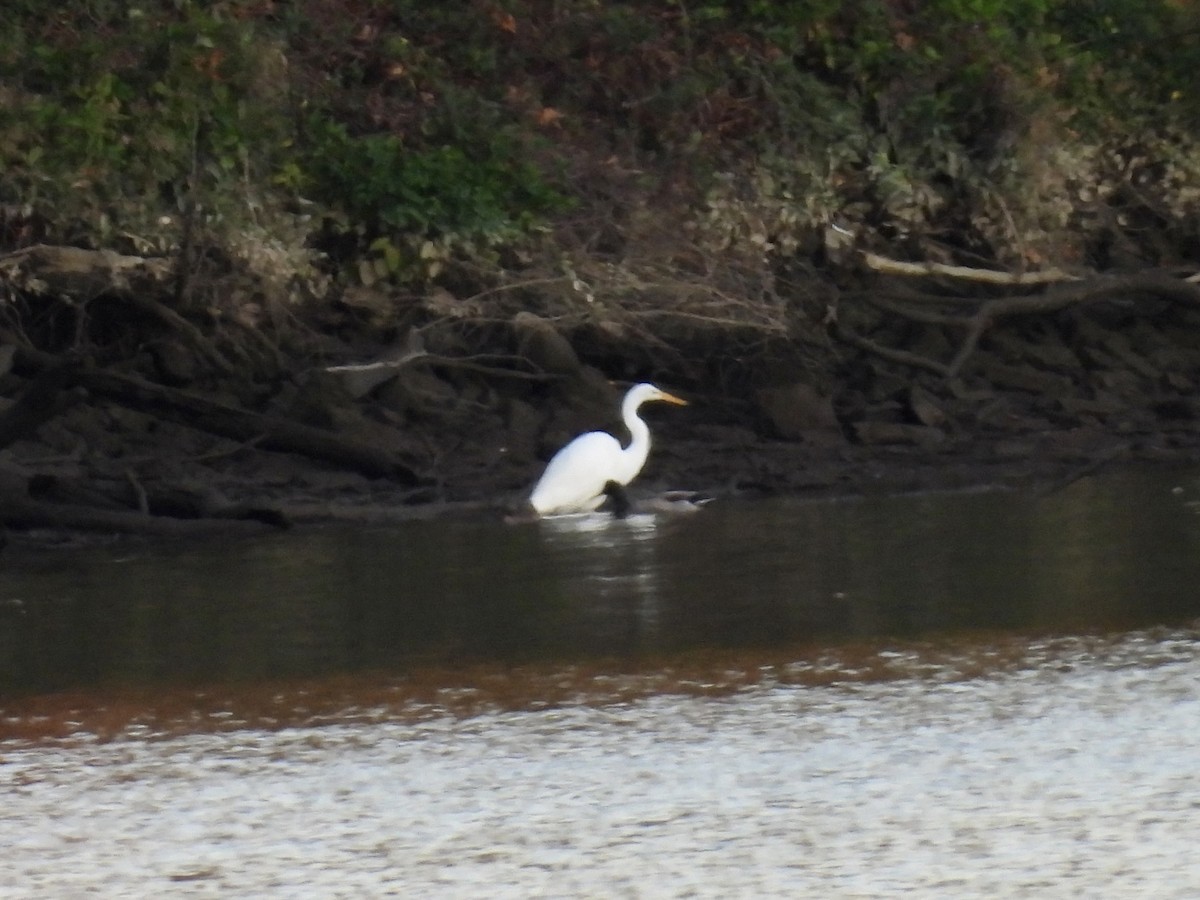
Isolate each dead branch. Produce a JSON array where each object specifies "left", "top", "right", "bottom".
[
  {"left": 862, "top": 251, "right": 1081, "bottom": 286},
  {"left": 12, "top": 346, "right": 425, "bottom": 484},
  {"left": 0, "top": 460, "right": 285, "bottom": 533},
  {"left": 839, "top": 269, "right": 1200, "bottom": 379},
  {"left": 89, "top": 371, "right": 424, "bottom": 483},
  {"left": 118, "top": 292, "right": 236, "bottom": 374},
  {"left": 327, "top": 352, "right": 559, "bottom": 382},
  {"left": 1035, "top": 442, "right": 1132, "bottom": 497},
  {"left": 944, "top": 271, "right": 1200, "bottom": 377}
]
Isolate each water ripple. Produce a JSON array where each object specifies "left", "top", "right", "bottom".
[{"left": 3, "top": 626, "right": 1199, "bottom": 897}]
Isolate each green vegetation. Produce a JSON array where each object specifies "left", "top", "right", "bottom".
[{"left": 1, "top": 0, "right": 1198, "bottom": 295}]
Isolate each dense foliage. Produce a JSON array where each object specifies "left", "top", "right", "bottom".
[{"left": 1, "top": 0, "right": 1197, "bottom": 291}]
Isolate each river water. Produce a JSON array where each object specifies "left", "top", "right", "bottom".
[{"left": 3, "top": 467, "right": 1200, "bottom": 896}]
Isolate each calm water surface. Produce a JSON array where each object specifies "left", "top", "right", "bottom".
[{"left": 3, "top": 466, "right": 1200, "bottom": 896}]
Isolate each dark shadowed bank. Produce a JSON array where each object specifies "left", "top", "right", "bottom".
[{"left": 1, "top": 1, "right": 1199, "bottom": 542}]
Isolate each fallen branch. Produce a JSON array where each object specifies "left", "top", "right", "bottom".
[
  {"left": 13, "top": 347, "right": 425, "bottom": 484},
  {"left": 327, "top": 352, "right": 558, "bottom": 382},
  {"left": 91, "top": 371, "right": 424, "bottom": 483},
  {"left": 0, "top": 462, "right": 285, "bottom": 534},
  {"left": 1035, "top": 442, "right": 1132, "bottom": 497},
  {"left": 944, "top": 271, "right": 1200, "bottom": 377},
  {"left": 119, "top": 292, "right": 237, "bottom": 374},
  {"left": 862, "top": 251, "right": 1081, "bottom": 286},
  {"left": 840, "top": 269, "right": 1200, "bottom": 378},
  {"left": 0, "top": 244, "right": 235, "bottom": 374},
  {"left": 25, "top": 470, "right": 290, "bottom": 527}
]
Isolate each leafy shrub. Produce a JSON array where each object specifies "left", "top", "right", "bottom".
[{"left": 304, "top": 121, "right": 565, "bottom": 236}]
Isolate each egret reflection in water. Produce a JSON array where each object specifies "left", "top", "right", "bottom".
[{"left": 533, "top": 511, "right": 667, "bottom": 647}]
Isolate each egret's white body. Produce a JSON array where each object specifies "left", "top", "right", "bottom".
[{"left": 529, "top": 383, "right": 687, "bottom": 516}]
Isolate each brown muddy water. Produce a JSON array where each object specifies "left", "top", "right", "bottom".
[{"left": 3, "top": 467, "right": 1200, "bottom": 897}]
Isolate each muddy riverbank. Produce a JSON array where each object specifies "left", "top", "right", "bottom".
[
  {"left": 3, "top": 280, "right": 1200, "bottom": 544},
  {"left": 3, "top": 242, "right": 1200, "bottom": 544},
  {"left": 3, "top": 309, "right": 1200, "bottom": 544}
]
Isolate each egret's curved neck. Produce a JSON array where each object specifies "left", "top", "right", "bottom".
[{"left": 617, "top": 392, "right": 652, "bottom": 484}]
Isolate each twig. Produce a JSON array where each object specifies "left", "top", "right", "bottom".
[
  {"left": 124, "top": 468, "right": 150, "bottom": 515},
  {"left": 327, "top": 352, "right": 560, "bottom": 382}
]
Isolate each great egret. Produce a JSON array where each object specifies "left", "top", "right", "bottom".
[{"left": 529, "top": 382, "right": 688, "bottom": 516}]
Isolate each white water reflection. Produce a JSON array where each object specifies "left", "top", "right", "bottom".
[{"left": 3, "top": 628, "right": 1199, "bottom": 897}]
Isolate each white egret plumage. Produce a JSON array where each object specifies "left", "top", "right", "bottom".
[{"left": 529, "top": 382, "right": 687, "bottom": 516}]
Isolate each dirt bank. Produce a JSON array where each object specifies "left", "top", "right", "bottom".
[{"left": 3, "top": 246, "right": 1199, "bottom": 545}]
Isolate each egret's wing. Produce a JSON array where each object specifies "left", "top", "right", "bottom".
[{"left": 530, "top": 431, "right": 622, "bottom": 514}]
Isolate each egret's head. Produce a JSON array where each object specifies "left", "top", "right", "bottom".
[{"left": 626, "top": 382, "right": 688, "bottom": 408}]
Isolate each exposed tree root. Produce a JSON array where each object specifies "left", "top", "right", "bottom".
[
  {"left": 842, "top": 255, "right": 1200, "bottom": 378},
  {"left": 0, "top": 244, "right": 236, "bottom": 372}
]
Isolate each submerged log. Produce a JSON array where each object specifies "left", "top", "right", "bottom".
[
  {"left": 26, "top": 471, "right": 290, "bottom": 528},
  {"left": 0, "top": 462, "right": 290, "bottom": 533},
  {"left": 0, "top": 493, "right": 279, "bottom": 536}
]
